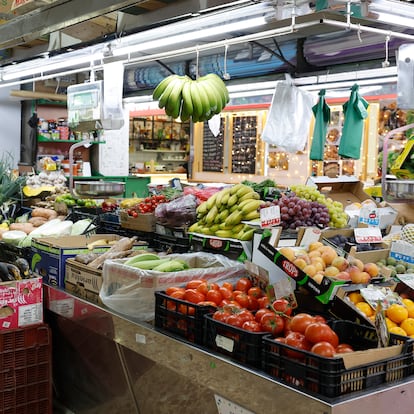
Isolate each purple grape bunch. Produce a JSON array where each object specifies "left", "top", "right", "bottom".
[{"left": 260, "top": 193, "right": 330, "bottom": 230}]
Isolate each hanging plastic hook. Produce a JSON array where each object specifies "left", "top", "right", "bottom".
[
  {"left": 357, "top": 24, "right": 362, "bottom": 43},
  {"left": 223, "top": 44, "right": 230, "bottom": 80},
  {"left": 195, "top": 46, "right": 200, "bottom": 79},
  {"left": 382, "top": 34, "right": 391, "bottom": 68}
]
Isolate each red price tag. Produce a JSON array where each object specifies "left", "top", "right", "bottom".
[{"left": 260, "top": 205, "right": 280, "bottom": 228}]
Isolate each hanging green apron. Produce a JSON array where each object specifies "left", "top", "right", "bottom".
[
  {"left": 338, "top": 84, "right": 369, "bottom": 159},
  {"left": 310, "top": 89, "right": 330, "bottom": 161}
]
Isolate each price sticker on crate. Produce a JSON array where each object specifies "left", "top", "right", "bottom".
[
  {"left": 354, "top": 227, "right": 382, "bottom": 243},
  {"left": 260, "top": 205, "right": 280, "bottom": 228}
]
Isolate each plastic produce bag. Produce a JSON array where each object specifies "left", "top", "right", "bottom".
[
  {"left": 309, "top": 89, "right": 331, "bottom": 161},
  {"left": 261, "top": 79, "right": 315, "bottom": 153},
  {"left": 99, "top": 252, "right": 247, "bottom": 321},
  {"left": 338, "top": 84, "right": 369, "bottom": 159},
  {"left": 154, "top": 194, "right": 197, "bottom": 227}
]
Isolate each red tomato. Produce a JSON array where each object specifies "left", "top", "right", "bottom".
[
  {"left": 260, "top": 312, "right": 285, "bottom": 336},
  {"left": 169, "top": 290, "right": 186, "bottom": 300},
  {"left": 196, "top": 282, "right": 209, "bottom": 296},
  {"left": 304, "top": 322, "right": 339, "bottom": 348},
  {"left": 178, "top": 304, "right": 195, "bottom": 315},
  {"left": 206, "top": 289, "right": 223, "bottom": 306},
  {"left": 238, "top": 309, "right": 255, "bottom": 324},
  {"left": 221, "top": 301, "right": 242, "bottom": 312},
  {"left": 226, "top": 314, "right": 244, "bottom": 327},
  {"left": 242, "top": 320, "right": 263, "bottom": 332},
  {"left": 335, "top": 343, "right": 354, "bottom": 354},
  {"left": 271, "top": 298, "right": 293, "bottom": 316},
  {"left": 197, "top": 301, "right": 217, "bottom": 308},
  {"left": 222, "top": 282, "right": 234, "bottom": 292},
  {"left": 219, "top": 287, "right": 233, "bottom": 301},
  {"left": 247, "top": 287, "right": 263, "bottom": 298},
  {"left": 184, "top": 289, "right": 205, "bottom": 304},
  {"left": 313, "top": 315, "right": 327, "bottom": 324},
  {"left": 212, "top": 309, "right": 230, "bottom": 323},
  {"left": 255, "top": 308, "right": 270, "bottom": 323},
  {"left": 165, "top": 286, "right": 185, "bottom": 296},
  {"left": 236, "top": 277, "right": 252, "bottom": 293},
  {"left": 285, "top": 331, "right": 312, "bottom": 359},
  {"left": 208, "top": 283, "right": 220, "bottom": 291},
  {"left": 186, "top": 279, "right": 207, "bottom": 290},
  {"left": 311, "top": 341, "right": 336, "bottom": 357},
  {"left": 289, "top": 313, "right": 315, "bottom": 334},
  {"left": 246, "top": 295, "right": 259, "bottom": 311},
  {"left": 257, "top": 296, "right": 270, "bottom": 309},
  {"left": 234, "top": 292, "right": 250, "bottom": 308}
]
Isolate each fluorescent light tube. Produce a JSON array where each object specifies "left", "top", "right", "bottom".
[{"left": 112, "top": 16, "right": 267, "bottom": 57}]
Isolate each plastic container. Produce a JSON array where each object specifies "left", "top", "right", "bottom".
[
  {"left": 154, "top": 291, "right": 215, "bottom": 345},
  {"left": 263, "top": 320, "right": 414, "bottom": 398},
  {"left": 0, "top": 324, "right": 52, "bottom": 414},
  {"left": 204, "top": 314, "right": 267, "bottom": 368}
]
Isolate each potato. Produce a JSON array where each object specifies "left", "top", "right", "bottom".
[
  {"left": 28, "top": 217, "right": 48, "bottom": 227},
  {"left": 31, "top": 208, "right": 58, "bottom": 220}
]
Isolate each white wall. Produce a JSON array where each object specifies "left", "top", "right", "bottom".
[{"left": 0, "top": 86, "right": 22, "bottom": 168}]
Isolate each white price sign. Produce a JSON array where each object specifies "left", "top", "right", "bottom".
[
  {"left": 215, "top": 395, "right": 255, "bottom": 414},
  {"left": 354, "top": 227, "right": 383, "bottom": 243},
  {"left": 260, "top": 205, "right": 280, "bottom": 228}
]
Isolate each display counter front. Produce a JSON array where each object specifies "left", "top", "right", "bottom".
[{"left": 44, "top": 285, "right": 414, "bottom": 414}]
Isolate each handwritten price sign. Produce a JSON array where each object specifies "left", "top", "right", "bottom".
[{"left": 260, "top": 205, "right": 280, "bottom": 228}]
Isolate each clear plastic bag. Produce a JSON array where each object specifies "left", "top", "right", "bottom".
[
  {"left": 261, "top": 80, "right": 315, "bottom": 153},
  {"left": 154, "top": 194, "right": 197, "bottom": 227}
]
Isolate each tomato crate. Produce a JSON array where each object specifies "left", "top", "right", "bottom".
[
  {"left": 204, "top": 314, "right": 267, "bottom": 369},
  {"left": 262, "top": 320, "right": 414, "bottom": 399},
  {"left": 0, "top": 324, "right": 52, "bottom": 414},
  {"left": 154, "top": 291, "right": 216, "bottom": 345}
]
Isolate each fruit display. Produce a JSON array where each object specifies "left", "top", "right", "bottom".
[
  {"left": 346, "top": 288, "right": 414, "bottom": 338},
  {"left": 289, "top": 184, "right": 349, "bottom": 228},
  {"left": 260, "top": 193, "right": 330, "bottom": 229},
  {"left": 152, "top": 73, "right": 230, "bottom": 122},
  {"left": 126, "top": 194, "right": 168, "bottom": 216},
  {"left": 376, "top": 256, "right": 414, "bottom": 277},
  {"left": 278, "top": 242, "right": 380, "bottom": 284},
  {"left": 188, "top": 183, "right": 263, "bottom": 241},
  {"left": 326, "top": 234, "right": 386, "bottom": 252}
]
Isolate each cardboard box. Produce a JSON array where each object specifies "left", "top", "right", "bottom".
[
  {"left": 189, "top": 233, "right": 252, "bottom": 262},
  {"left": 305, "top": 176, "right": 373, "bottom": 208},
  {"left": 258, "top": 234, "right": 346, "bottom": 304},
  {"left": 65, "top": 258, "right": 103, "bottom": 304},
  {"left": 120, "top": 211, "right": 156, "bottom": 232},
  {"left": 31, "top": 234, "right": 138, "bottom": 287},
  {"left": 0, "top": 277, "right": 43, "bottom": 330}
]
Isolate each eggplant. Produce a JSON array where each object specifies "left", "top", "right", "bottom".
[
  {"left": 14, "top": 258, "right": 30, "bottom": 278},
  {"left": 0, "top": 262, "right": 14, "bottom": 282}
]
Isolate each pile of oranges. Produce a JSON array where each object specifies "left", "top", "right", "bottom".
[{"left": 349, "top": 292, "right": 414, "bottom": 338}]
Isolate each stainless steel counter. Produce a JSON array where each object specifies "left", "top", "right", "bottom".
[{"left": 44, "top": 285, "right": 414, "bottom": 414}]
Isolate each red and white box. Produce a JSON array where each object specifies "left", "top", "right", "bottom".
[{"left": 0, "top": 277, "right": 43, "bottom": 330}]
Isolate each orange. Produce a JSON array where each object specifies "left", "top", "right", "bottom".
[
  {"left": 402, "top": 298, "right": 414, "bottom": 307},
  {"left": 348, "top": 292, "right": 364, "bottom": 305},
  {"left": 406, "top": 304, "right": 414, "bottom": 319},
  {"left": 355, "top": 302, "right": 373, "bottom": 317},
  {"left": 386, "top": 304, "right": 408, "bottom": 324},
  {"left": 389, "top": 326, "right": 407, "bottom": 336},
  {"left": 385, "top": 317, "right": 397, "bottom": 330},
  {"left": 400, "top": 318, "right": 414, "bottom": 336}
]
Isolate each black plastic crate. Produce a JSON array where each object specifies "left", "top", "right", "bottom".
[
  {"left": 154, "top": 234, "right": 190, "bottom": 253},
  {"left": 154, "top": 291, "right": 215, "bottom": 345},
  {"left": 263, "top": 320, "right": 414, "bottom": 398},
  {"left": 204, "top": 314, "right": 267, "bottom": 369}
]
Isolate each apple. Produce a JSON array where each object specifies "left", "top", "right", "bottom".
[
  {"left": 335, "top": 271, "right": 351, "bottom": 281},
  {"left": 331, "top": 256, "right": 349, "bottom": 272}
]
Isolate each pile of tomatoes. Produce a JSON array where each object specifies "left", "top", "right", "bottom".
[
  {"left": 127, "top": 194, "right": 167, "bottom": 216},
  {"left": 164, "top": 276, "right": 355, "bottom": 358}
]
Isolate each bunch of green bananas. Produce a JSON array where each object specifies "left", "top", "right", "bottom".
[
  {"left": 152, "top": 73, "right": 230, "bottom": 122},
  {"left": 188, "top": 184, "right": 264, "bottom": 241}
]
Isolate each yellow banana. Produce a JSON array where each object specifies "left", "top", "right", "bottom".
[
  {"left": 241, "top": 199, "right": 264, "bottom": 215},
  {"left": 215, "top": 230, "right": 234, "bottom": 238},
  {"left": 238, "top": 191, "right": 260, "bottom": 202},
  {"left": 224, "top": 210, "right": 243, "bottom": 227},
  {"left": 230, "top": 183, "right": 245, "bottom": 195},
  {"left": 205, "top": 205, "right": 219, "bottom": 224},
  {"left": 196, "top": 201, "right": 208, "bottom": 216},
  {"left": 236, "top": 185, "right": 254, "bottom": 198}
]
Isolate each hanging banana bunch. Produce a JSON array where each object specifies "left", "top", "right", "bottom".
[{"left": 152, "top": 74, "right": 230, "bottom": 122}]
